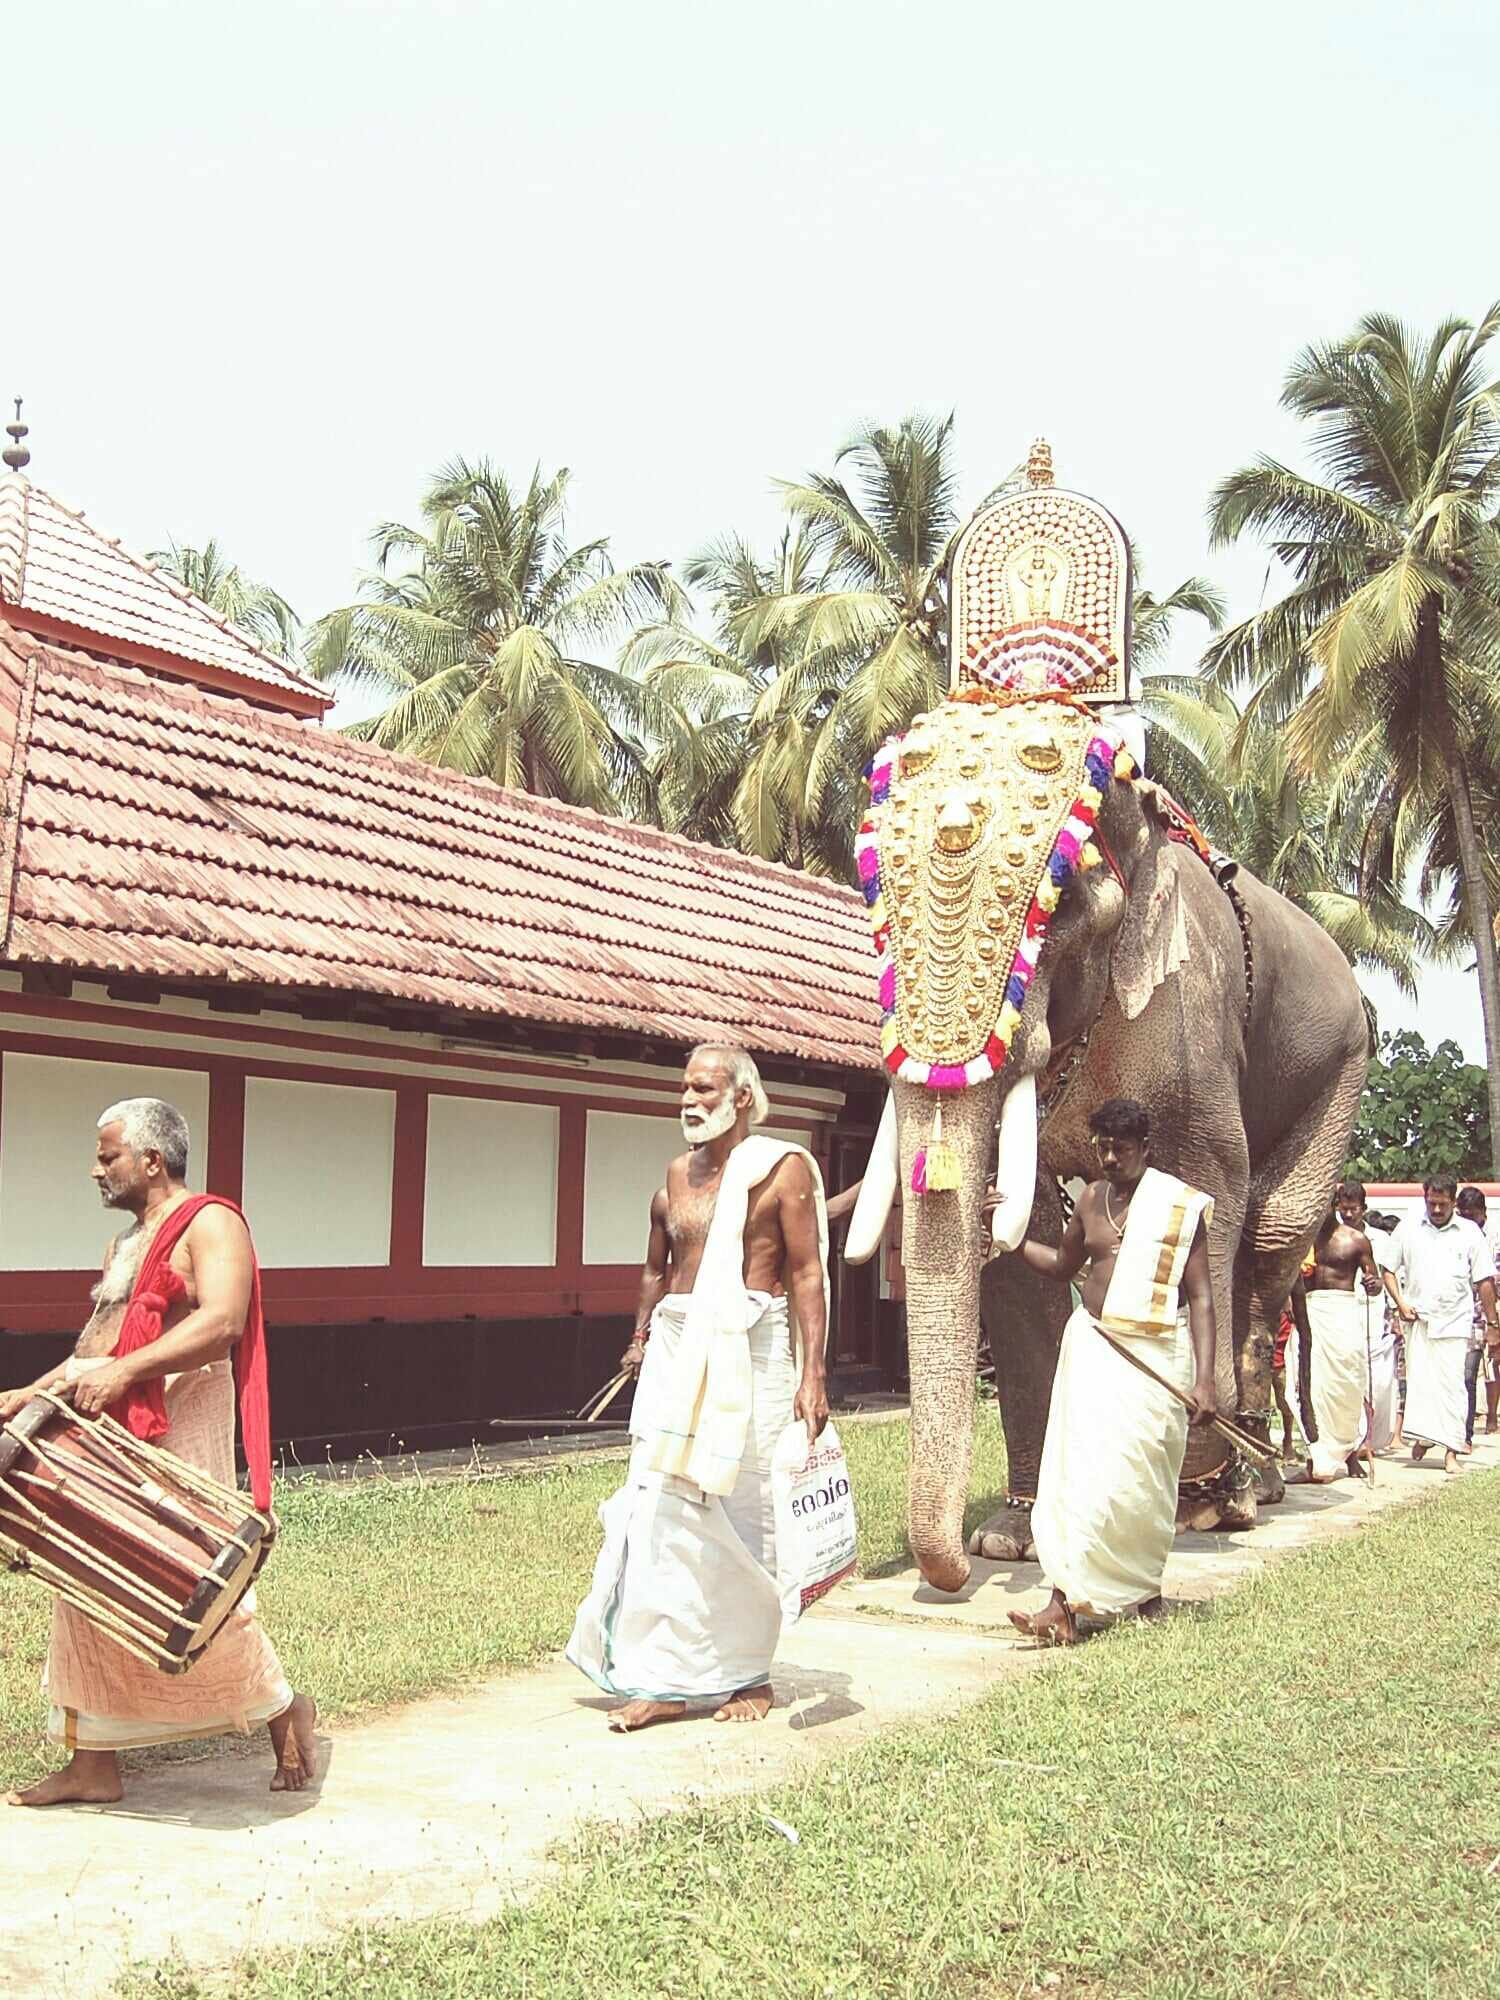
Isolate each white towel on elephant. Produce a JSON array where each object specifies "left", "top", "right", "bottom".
[
  {"left": 1031, "top": 1304, "right": 1193, "bottom": 1618},
  {"left": 1403, "top": 1318, "right": 1469, "bottom": 1454},
  {"left": 1306, "top": 1289, "right": 1369, "bottom": 1478},
  {"left": 566, "top": 1290, "right": 796, "bottom": 1703}
]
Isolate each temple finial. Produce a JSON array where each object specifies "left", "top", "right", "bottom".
[
  {"left": 3, "top": 398, "right": 30, "bottom": 472},
  {"left": 1026, "top": 437, "right": 1054, "bottom": 488}
]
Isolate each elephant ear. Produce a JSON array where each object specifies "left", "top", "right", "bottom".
[{"left": 1110, "top": 791, "right": 1190, "bottom": 1021}]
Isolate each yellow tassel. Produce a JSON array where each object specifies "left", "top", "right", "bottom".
[
  {"left": 924, "top": 1101, "right": 960, "bottom": 1191},
  {"left": 1078, "top": 841, "right": 1100, "bottom": 870},
  {"left": 1114, "top": 748, "right": 1135, "bottom": 779}
]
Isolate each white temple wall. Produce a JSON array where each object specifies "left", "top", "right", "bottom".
[{"left": 0, "top": 1051, "right": 210, "bottom": 1271}]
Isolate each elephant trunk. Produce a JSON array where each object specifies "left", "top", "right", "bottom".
[{"left": 898, "top": 1079, "right": 1001, "bottom": 1591}]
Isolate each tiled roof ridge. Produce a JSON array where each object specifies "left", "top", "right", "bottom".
[
  {"left": 0, "top": 475, "right": 329, "bottom": 708},
  {"left": 0, "top": 473, "right": 28, "bottom": 602},
  {"left": 23, "top": 635, "right": 864, "bottom": 914}
]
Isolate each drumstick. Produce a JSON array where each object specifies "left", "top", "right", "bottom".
[{"left": 1090, "top": 1322, "right": 1278, "bottom": 1468}]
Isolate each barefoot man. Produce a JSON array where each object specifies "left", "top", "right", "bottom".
[
  {"left": 1292, "top": 1187, "right": 1387, "bottom": 1484},
  {"left": 568, "top": 1046, "right": 830, "bottom": 1730},
  {"left": 997, "top": 1098, "right": 1217, "bottom": 1646},
  {"left": 1336, "top": 1180, "right": 1401, "bottom": 1455},
  {"left": 0, "top": 1098, "right": 315, "bottom": 1805},
  {"left": 1386, "top": 1175, "right": 1497, "bottom": 1478}
]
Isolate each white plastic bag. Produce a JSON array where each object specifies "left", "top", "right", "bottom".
[{"left": 771, "top": 1419, "right": 857, "bottom": 1625}]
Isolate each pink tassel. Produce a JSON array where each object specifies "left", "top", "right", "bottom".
[{"left": 911, "top": 1148, "right": 928, "bottom": 1194}]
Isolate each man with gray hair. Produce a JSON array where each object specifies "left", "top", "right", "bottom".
[
  {"left": 1, "top": 1097, "right": 315, "bottom": 1806},
  {"left": 569, "top": 1044, "right": 832, "bottom": 1729}
]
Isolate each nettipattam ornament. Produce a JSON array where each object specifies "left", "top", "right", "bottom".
[{"left": 858, "top": 442, "right": 1140, "bottom": 1193}]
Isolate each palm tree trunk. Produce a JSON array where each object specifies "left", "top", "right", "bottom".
[{"left": 1441, "top": 737, "right": 1500, "bottom": 1175}]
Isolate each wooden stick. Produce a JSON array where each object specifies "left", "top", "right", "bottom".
[
  {"left": 1089, "top": 1322, "right": 1278, "bottom": 1468},
  {"left": 584, "top": 1371, "right": 631, "bottom": 1425},
  {"left": 487, "top": 1417, "right": 630, "bottom": 1432}
]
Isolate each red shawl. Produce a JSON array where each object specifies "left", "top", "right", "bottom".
[{"left": 107, "top": 1194, "right": 273, "bottom": 1512}]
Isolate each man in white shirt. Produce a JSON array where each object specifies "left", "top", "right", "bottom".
[
  {"left": 1457, "top": 1188, "right": 1500, "bottom": 1446},
  {"left": 1387, "top": 1175, "right": 1498, "bottom": 1475}
]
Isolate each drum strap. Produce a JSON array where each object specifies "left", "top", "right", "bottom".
[{"left": 109, "top": 1194, "right": 273, "bottom": 1512}]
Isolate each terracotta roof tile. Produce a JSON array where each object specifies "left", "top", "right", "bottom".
[
  {"left": 0, "top": 474, "right": 330, "bottom": 713},
  {"left": 0, "top": 640, "right": 881, "bottom": 1074}
]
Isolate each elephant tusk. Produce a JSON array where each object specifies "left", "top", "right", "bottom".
[
  {"left": 845, "top": 1091, "right": 899, "bottom": 1263},
  {"left": 990, "top": 1072, "right": 1038, "bottom": 1254}
]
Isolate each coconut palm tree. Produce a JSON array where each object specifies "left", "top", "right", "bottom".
[
  {"left": 1204, "top": 308, "right": 1500, "bottom": 1163},
  {"left": 307, "top": 460, "right": 687, "bottom": 817},
  {"left": 1142, "top": 676, "right": 1437, "bottom": 993},
  {"left": 148, "top": 538, "right": 299, "bottom": 657},
  {"left": 624, "top": 530, "right": 863, "bottom": 873}
]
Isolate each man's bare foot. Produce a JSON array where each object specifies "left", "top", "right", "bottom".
[
  {"left": 6, "top": 1751, "right": 122, "bottom": 1808},
  {"left": 1444, "top": 1451, "right": 1461, "bottom": 1476},
  {"left": 607, "top": 1699, "right": 687, "bottom": 1733},
  {"left": 1487, "top": 1419, "right": 1498, "bottom": 1435},
  {"left": 268, "top": 1692, "right": 318, "bottom": 1792},
  {"left": 713, "top": 1684, "right": 773, "bottom": 1723},
  {"left": 1134, "top": 1595, "right": 1167, "bottom": 1622},
  {"left": 1008, "top": 1590, "right": 1079, "bottom": 1646}
]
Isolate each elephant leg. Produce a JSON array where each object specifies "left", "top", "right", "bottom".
[
  {"left": 1238, "top": 1043, "right": 1366, "bottom": 1507},
  {"left": 970, "top": 1178, "right": 1068, "bottom": 1561}
]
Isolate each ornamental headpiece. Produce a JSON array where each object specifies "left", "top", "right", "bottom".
[{"left": 948, "top": 439, "right": 1132, "bottom": 705}]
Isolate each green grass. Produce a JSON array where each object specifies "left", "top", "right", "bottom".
[
  {"left": 0, "top": 1409, "right": 1007, "bottom": 1790},
  {"left": 123, "top": 1468, "right": 1500, "bottom": 2000}
]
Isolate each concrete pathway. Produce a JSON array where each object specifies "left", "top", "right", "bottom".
[{"left": 4, "top": 1429, "right": 1495, "bottom": 1999}]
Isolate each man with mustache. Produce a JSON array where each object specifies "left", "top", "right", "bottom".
[
  {"left": 0, "top": 1098, "right": 314, "bottom": 1805},
  {"left": 568, "top": 1046, "right": 832, "bottom": 1731},
  {"left": 997, "top": 1096, "right": 1217, "bottom": 1647}
]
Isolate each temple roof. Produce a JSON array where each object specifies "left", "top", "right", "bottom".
[{"left": 0, "top": 471, "right": 330, "bottom": 718}]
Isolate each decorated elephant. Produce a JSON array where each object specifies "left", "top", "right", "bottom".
[{"left": 846, "top": 449, "right": 1368, "bottom": 1594}]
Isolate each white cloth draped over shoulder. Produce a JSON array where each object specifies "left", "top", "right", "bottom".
[
  {"left": 1032, "top": 1169, "right": 1211, "bottom": 1619},
  {"left": 1305, "top": 1289, "right": 1367, "bottom": 1478},
  {"left": 635, "top": 1136, "right": 828, "bottom": 1496},
  {"left": 567, "top": 1137, "right": 828, "bottom": 1705},
  {"left": 1098, "top": 1168, "right": 1214, "bottom": 1339}
]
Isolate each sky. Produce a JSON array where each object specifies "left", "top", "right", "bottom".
[{"left": 5, "top": 0, "right": 1491, "bottom": 1060}]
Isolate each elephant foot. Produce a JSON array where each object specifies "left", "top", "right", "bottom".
[
  {"left": 968, "top": 1498, "right": 1036, "bottom": 1563},
  {"left": 1176, "top": 1450, "right": 1261, "bottom": 1533}
]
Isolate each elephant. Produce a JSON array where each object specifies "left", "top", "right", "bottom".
[{"left": 846, "top": 691, "right": 1369, "bottom": 1595}]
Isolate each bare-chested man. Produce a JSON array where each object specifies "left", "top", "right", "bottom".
[
  {"left": 1290, "top": 1186, "right": 1389, "bottom": 1485},
  {"left": 0, "top": 1098, "right": 314, "bottom": 1805},
  {"left": 996, "top": 1097, "right": 1216, "bottom": 1647},
  {"left": 567, "top": 1046, "right": 831, "bottom": 1730}
]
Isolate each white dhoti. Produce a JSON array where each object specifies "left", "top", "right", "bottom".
[
  {"left": 1306, "top": 1290, "right": 1368, "bottom": 1479},
  {"left": 1365, "top": 1315, "right": 1398, "bottom": 1454},
  {"left": 567, "top": 1291, "right": 796, "bottom": 1702},
  {"left": 1403, "top": 1320, "right": 1469, "bottom": 1454},
  {"left": 1031, "top": 1305, "right": 1192, "bottom": 1618}
]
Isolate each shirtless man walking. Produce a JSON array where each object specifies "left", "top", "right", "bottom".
[
  {"left": 1293, "top": 1190, "right": 1388, "bottom": 1484},
  {"left": 567, "top": 1046, "right": 831, "bottom": 1730}
]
